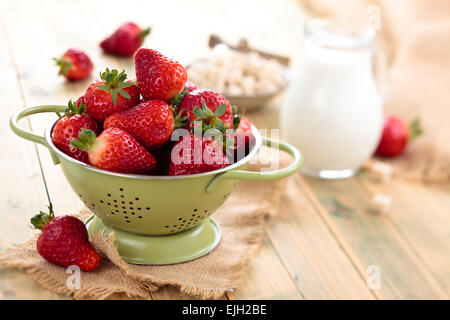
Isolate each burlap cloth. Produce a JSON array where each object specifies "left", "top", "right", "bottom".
[
  {"left": 300, "top": 0, "right": 450, "bottom": 182},
  {"left": 0, "top": 153, "right": 289, "bottom": 300}
]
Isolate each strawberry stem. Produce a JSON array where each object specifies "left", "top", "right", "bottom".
[
  {"left": 31, "top": 203, "right": 55, "bottom": 230},
  {"left": 409, "top": 118, "right": 423, "bottom": 140},
  {"left": 139, "top": 27, "right": 152, "bottom": 42},
  {"left": 53, "top": 57, "right": 72, "bottom": 76},
  {"left": 96, "top": 68, "right": 134, "bottom": 106}
]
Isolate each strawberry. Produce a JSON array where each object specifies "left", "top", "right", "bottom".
[
  {"left": 52, "top": 100, "right": 100, "bottom": 163},
  {"left": 375, "top": 115, "right": 422, "bottom": 157},
  {"left": 178, "top": 89, "right": 233, "bottom": 130},
  {"left": 53, "top": 49, "right": 93, "bottom": 81},
  {"left": 234, "top": 116, "right": 255, "bottom": 161},
  {"left": 71, "top": 127, "right": 156, "bottom": 174},
  {"left": 76, "top": 95, "right": 85, "bottom": 108},
  {"left": 169, "top": 133, "right": 229, "bottom": 176},
  {"left": 84, "top": 68, "right": 140, "bottom": 121},
  {"left": 185, "top": 81, "right": 199, "bottom": 92},
  {"left": 104, "top": 100, "right": 180, "bottom": 150},
  {"left": 152, "top": 141, "right": 175, "bottom": 175},
  {"left": 100, "top": 22, "right": 151, "bottom": 57},
  {"left": 31, "top": 205, "right": 101, "bottom": 271},
  {"left": 135, "top": 48, "right": 187, "bottom": 101}
]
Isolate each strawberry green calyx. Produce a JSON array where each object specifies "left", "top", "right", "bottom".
[
  {"left": 170, "top": 88, "right": 188, "bottom": 112},
  {"left": 56, "top": 100, "right": 87, "bottom": 119},
  {"left": 139, "top": 27, "right": 152, "bottom": 42},
  {"left": 53, "top": 57, "right": 72, "bottom": 76},
  {"left": 31, "top": 203, "right": 55, "bottom": 230},
  {"left": 409, "top": 118, "right": 423, "bottom": 140},
  {"left": 192, "top": 101, "right": 235, "bottom": 148},
  {"left": 192, "top": 100, "right": 230, "bottom": 134},
  {"left": 70, "top": 128, "right": 97, "bottom": 152},
  {"left": 232, "top": 105, "right": 242, "bottom": 130},
  {"left": 171, "top": 88, "right": 189, "bottom": 128},
  {"left": 174, "top": 109, "right": 188, "bottom": 129},
  {"left": 96, "top": 68, "right": 134, "bottom": 106}
]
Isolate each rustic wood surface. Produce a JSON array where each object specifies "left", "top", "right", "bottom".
[{"left": 0, "top": 0, "right": 448, "bottom": 300}]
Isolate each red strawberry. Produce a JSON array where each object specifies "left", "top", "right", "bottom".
[
  {"left": 185, "top": 81, "right": 199, "bottom": 92},
  {"left": 76, "top": 95, "right": 85, "bottom": 108},
  {"left": 234, "top": 116, "right": 255, "bottom": 160},
  {"left": 84, "top": 68, "right": 140, "bottom": 121},
  {"left": 53, "top": 49, "right": 93, "bottom": 81},
  {"left": 169, "top": 133, "right": 229, "bottom": 176},
  {"left": 375, "top": 115, "right": 422, "bottom": 157},
  {"left": 152, "top": 141, "right": 175, "bottom": 175},
  {"left": 31, "top": 205, "right": 101, "bottom": 271},
  {"left": 104, "top": 100, "right": 176, "bottom": 150},
  {"left": 71, "top": 127, "right": 156, "bottom": 174},
  {"left": 52, "top": 100, "right": 100, "bottom": 163},
  {"left": 100, "top": 22, "right": 151, "bottom": 57},
  {"left": 135, "top": 48, "right": 187, "bottom": 101},
  {"left": 178, "top": 89, "right": 233, "bottom": 130}
]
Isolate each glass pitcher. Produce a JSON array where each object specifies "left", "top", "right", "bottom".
[{"left": 280, "top": 19, "right": 384, "bottom": 179}]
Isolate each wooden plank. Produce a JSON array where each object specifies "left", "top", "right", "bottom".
[
  {"left": 0, "top": 11, "right": 64, "bottom": 300},
  {"left": 357, "top": 177, "right": 450, "bottom": 295},
  {"left": 230, "top": 232, "right": 303, "bottom": 300},
  {"left": 302, "top": 176, "right": 448, "bottom": 299}
]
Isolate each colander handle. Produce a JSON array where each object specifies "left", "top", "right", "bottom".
[
  {"left": 10, "top": 105, "right": 67, "bottom": 164},
  {"left": 206, "top": 136, "right": 303, "bottom": 192}
]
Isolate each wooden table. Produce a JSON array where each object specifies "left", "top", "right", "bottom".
[{"left": 0, "top": 0, "right": 449, "bottom": 300}]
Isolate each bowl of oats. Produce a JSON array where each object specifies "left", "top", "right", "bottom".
[{"left": 187, "top": 50, "right": 289, "bottom": 110}]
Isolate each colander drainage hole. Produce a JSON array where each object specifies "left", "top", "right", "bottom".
[
  {"left": 120, "top": 188, "right": 124, "bottom": 191},
  {"left": 178, "top": 218, "right": 182, "bottom": 221},
  {"left": 165, "top": 226, "right": 169, "bottom": 228},
  {"left": 138, "top": 216, "right": 142, "bottom": 219},
  {"left": 111, "top": 211, "right": 115, "bottom": 215}
]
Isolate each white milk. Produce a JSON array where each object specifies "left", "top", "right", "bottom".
[{"left": 281, "top": 21, "right": 383, "bottom": 179}]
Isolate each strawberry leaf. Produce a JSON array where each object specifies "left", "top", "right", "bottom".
[
  {"left": 30, "top": 203, "right": 55, "bottom": 230},
  {"left": 118, "top": 89, "right": 131, "bottom": 99},
  {"left": 193, "top": 106, "right": 205, "bottom": 119},
  {"left": 111, "top": 90, "right": 118, "bottom": 106},
  {"left": 214, "top": 104, "right": 227, "bottom": 117}
]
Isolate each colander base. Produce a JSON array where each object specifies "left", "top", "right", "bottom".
[{"left": 85, "top": 215, "right": 222, "bottom": 265}]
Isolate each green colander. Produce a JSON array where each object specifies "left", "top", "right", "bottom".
[{"left": 10, "top": 105, "right": 303, "bottom": 264}]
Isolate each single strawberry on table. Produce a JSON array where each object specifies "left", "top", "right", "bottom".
[
  {"left": 135, "top": 48, "right": 187, "bottom": 101},
  {"left": 169, "top": 133, "right": 229, "bottom": 176},
  {"left": 84, "top": 68, "right": 140, "bottom": 121},
  {"left": 71, "top": 127, "right": 156, "bottom": 174},
  {"left": 178, "top": 89, "right": 233, "bottom": 130},
  {"left": 375, "top": 115, "right": 422, "bottom": 157},
  {"left": 31, "top": 204, "right": 101, "bottom": 271},
  {"left": 53, "top": 49, "right": 93, "bottom": 81},
  {"left": 100, "top": 22, "right": 151, "bottom": 57},
  {"left": 51, "top": 100, "right": 100, "bottom": 163},
  {"left": 104, "top": 100, "right": 186, "bottom": 150}
]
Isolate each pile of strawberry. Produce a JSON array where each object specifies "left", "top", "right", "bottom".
[{"left": 52, "top": 48, "right": 255, "bottom": 176}]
